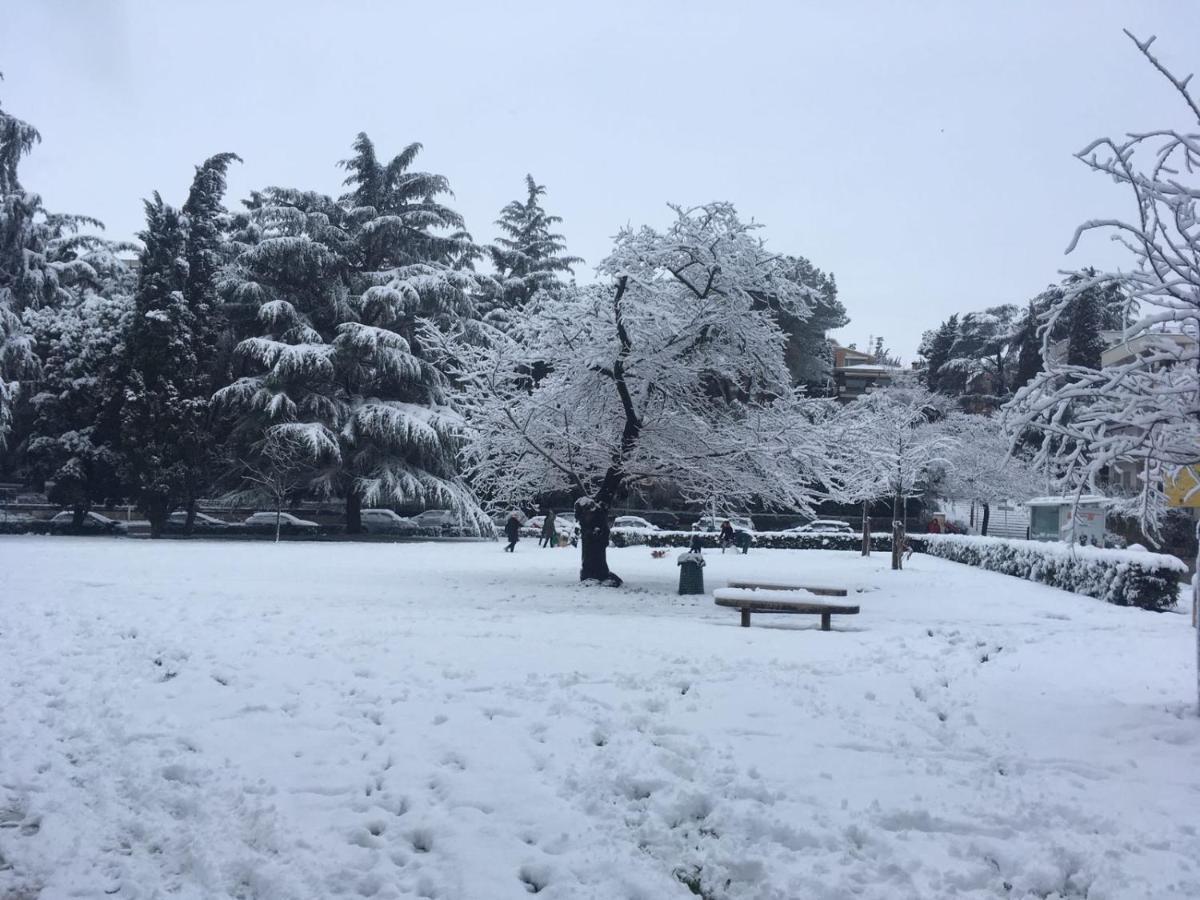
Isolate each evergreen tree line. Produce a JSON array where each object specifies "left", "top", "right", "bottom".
[
  {"left": 0, "top": 89, "right": 845, "bottom": 535},
  {"left": 916, "top": 274, "right": 1128, "bottom": 409}
]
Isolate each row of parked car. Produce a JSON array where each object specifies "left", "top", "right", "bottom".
[
  {"left": 515, "top": 513, "right": 858, "bottom": 535},
  {"left": 5, "top": 505, "right": 861, "bottom": 538},
  {"left": 0, "top": 507, "right": 469, "bottom": 536}
]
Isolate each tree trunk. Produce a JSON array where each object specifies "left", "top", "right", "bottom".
[
  {"left": 147, "top": 500, "right": 166, "bottom": 539},
  {"left": 183, "top": 496, "right": 197, "bottom": 535},
  {"left": 274, "top": 503, "right": 282, "bottom": 543},
  {"left": 72, "top": 505, "right": 85, "bottom": 529},
  {"left": 861, "top": 499, "right": 871, "bottom": 557},
  {"left": 346, "top": 489, "right": 362, "bottom": 535},
  {"left": 891, "top": 493, "right": 904, "bottom": 571},
  {"left": 575, "top": 497, "right": 621, "bottom": 586},
  {"left": 980, "top": 501, "right": 991, "bottom": 537}
]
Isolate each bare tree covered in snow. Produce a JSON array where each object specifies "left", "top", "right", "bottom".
[
  {"left": 1004, "top": 32, "right": 1199, "bottom": 535},
  {"left": 934, "top": 414, "right": 1044, "bottom": 535},
  {"left": 1001, "top": 32, "right": 1200, "bottom": 709},
  {"left": 832, "top": 379, "right": 956, "bottom": 569},
  {"left": 430, "top": 203, "right": 835, "bottom": 584},
  {"left": 224, "top": 427, "right": 314, "bottom": 543}
]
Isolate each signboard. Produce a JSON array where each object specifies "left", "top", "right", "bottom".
[{"left": 1165, "top": 467, "right": 1200, "bottom": 509}]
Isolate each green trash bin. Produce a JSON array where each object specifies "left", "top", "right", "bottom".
[{"left": 677, "top": 551, "right": 705, "bottom": 595}]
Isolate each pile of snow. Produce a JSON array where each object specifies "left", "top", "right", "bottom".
[{"left": 1, "top": 537, "right": 1198, "bottom": 899}]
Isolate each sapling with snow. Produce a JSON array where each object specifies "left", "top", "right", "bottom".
[{"left": 831, "top": 379, "right": 956, "bottom": 569}]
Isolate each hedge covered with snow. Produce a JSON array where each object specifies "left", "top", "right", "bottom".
[
  {"left": 907, "top": 534, "right": 1184, "bottom": 612},
  {"left": 609, "top": 528, "right": 893, "bottom": 552}
]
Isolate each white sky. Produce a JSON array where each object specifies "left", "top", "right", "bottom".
[{"left": 3, "top": 0, "right": 1198, "bottom": 359}]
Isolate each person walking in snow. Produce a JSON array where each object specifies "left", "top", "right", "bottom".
[
  {"left": 539, "top": 508, "right": 557, "bottom": 548},
  {"left": 503, "top": 511, "right": 521, "bottom": 552}
]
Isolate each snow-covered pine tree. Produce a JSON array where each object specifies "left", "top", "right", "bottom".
[
  {"left": 479, "top": 175, "right": 580, "bottom": 327},
  {"left": 24, "top": 261, "right": 133, "bottom": 525},
  {"left": 1065, "top": 287, "right": 1105, "bottom": 368},
  {"left": 936, "top": 305, "right": 1020, "bottom": 404},
  {"left": 177, "top": 152, "right": 240, "bottom": 530},
  {"left": 338, "top": 134, "right": 484, "bottom": 531},
  {"left": 1012, "top": 299, "right": 1044, "bottom": 391},
  {"left": 920, "top": 315, "right": 958, "bottom": 393},
  {"left": 431, "top": 202, "right": 836, "bottom": 584},
  {"left": 764, "top": 255, "right": 847, "bottom": 395},
  {"left": 217, "top": 136, "right": 487, "bottom": 534},
  {"left": 0, "top": 76, "right": 107, "bottom": 453},
  {"left": 119, "top": 195, "right": 204, "bottom": 537}
]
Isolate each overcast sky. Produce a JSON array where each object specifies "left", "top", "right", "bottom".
[{"left": 3, "top": 0, "right": 1198, "bottom": 359}]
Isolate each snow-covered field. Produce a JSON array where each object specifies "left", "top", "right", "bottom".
[{"left": 1, "top": 537, "right": 1198, "bottom": 900}]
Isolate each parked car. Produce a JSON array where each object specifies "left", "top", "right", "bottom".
[
  {"left": 613, "top": 515, "right": 659, "bottom": 531},
  {"left": 165, "top": 511, "right": 234, "bottom": 532},
  {"left": 411, "top": 509, "right": 460, "bottom": 532},
  {"left": 360, "top": 509, "right": 418, "bottom": 534},
  {"left": 786, "top": 519, "right": 854, "bottom": 535},
  {"left": 691, "top": 515, "right": 755, "bottom": 534},
  {"left": 50, "top": 510, "right": 127, "bottom": 534},
  {"left": 243, "top": 511, "right": 319, "bottom": 535},
  {"left": 0, "top": 509, "right": 32, "bottom": 526}
]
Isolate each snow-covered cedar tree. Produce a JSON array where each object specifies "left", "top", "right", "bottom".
[
  {"left": 830, "top": 377, "right": 956, "bottom": 569},
  {"left": 0, "top": 77, "right": 108, "bottom": 452},
  {"left": 119, "top": 195, "right": 209, "bottom": 537},
  {"left": 931, "top": 413, "right": 1043, "bottom": 535},
  {"left": 429, "top": 203, "right": 837, "bottom": 585},
  {"left": 478, "top": 175, "right": 581, "bottom": 329},
  {"left": 920, "top": 306, "right": 1020, "bottom": 404},
  {"left": 216, "top": 135, "right": 488, "bottom": 534},
  {"left": 23, "top": 256, "right": 134, "bottom": 525},
  {"left": 999, "top": 32, "right": 1200, "bottom": 709}
]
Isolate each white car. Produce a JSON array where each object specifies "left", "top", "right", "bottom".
[
  {"left": 786, "top": 519, "right": 854, "bottom": 535},
  {"left": 691, "top": 515, "right": 754, "bottom": 534},
  {"left": 411, "top": 509, "right": 460, "bottom": 531},
  {"left": 360, "top": 509, "right": 418, "bottom": 534},
  {"left": 50, "top": 510, "right": 127, "bottom": 533},
  {"left": 613, "top": 516, "right": 659, "bottom": 531},
  {"left": 243, "top": 511, "right": 319, "bottom": 533},
  {"left": 166, "top": 511, "right": 233, "bottom": 530}
]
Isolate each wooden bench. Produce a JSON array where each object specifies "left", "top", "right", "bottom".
[
  {"left": 727, "top": 579, "right": 848, "bottom": 597},
  {"left": 713, "top": 587, "right": 859, "bottom": 630}
]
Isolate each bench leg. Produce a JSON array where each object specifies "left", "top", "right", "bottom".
[
  {"left": 821, "top": 612, "right": 831, "bottom": 631},
  {"left": 740, "top": 608, "right": 751, "bottom": 628}
]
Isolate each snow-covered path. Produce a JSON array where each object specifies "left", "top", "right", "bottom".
[{"left": 1, "top": 537, "right": 1198, "bottom": 899}]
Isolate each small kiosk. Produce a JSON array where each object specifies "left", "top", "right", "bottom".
[{"left": 1025, "top": 496, "right": 1108, "bottom": 544}]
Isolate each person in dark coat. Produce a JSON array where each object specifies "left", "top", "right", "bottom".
[
  {"left": 539, "top": 509, "right": 557, "bottom": 548},
  {"left": 719, "top": 520, "right": 735, "bottom": 553},
  {"left": 503, "top": 512, "right": 521, "bottom": 552}
]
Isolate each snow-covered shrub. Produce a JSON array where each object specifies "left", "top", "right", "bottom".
[
  {"left": 609, "top": 528, "right": 894, "bottom": 553},
  {"left": 907, "top": 533, "right": 1184, "bottom": 611}
]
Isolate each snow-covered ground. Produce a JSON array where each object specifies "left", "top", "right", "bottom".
[{"left": 1, "top": 537, "right": 1198, "bottom": 900}]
